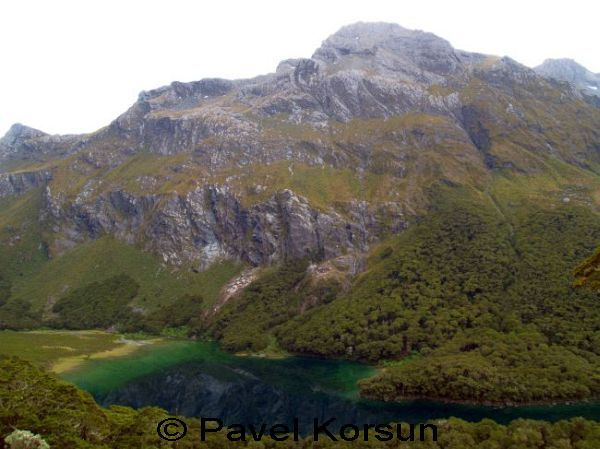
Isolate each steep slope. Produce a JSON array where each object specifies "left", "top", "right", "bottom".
[{"left": 214, "top": 184, "right": 600, "bottom": 403}]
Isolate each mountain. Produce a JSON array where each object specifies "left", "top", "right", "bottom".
[
  {"left": 535, "top": 58, "right": 600, "bottom": 99},
  {"left": 1, "top": 22, "right": 599, "bottom": 404},
  {"left": 1, "top": 23, "right": 599, "bottom": 268}
]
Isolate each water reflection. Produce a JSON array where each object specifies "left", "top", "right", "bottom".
[{"left": 65, "top": 342, "right": 600, "bottom": 432}]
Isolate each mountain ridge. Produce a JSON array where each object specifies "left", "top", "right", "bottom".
[{"left": 1, "top": 22, "right": 599, "bottom": 271}]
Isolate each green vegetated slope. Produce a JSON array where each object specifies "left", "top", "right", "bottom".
[
  {"left": 0, "top": 190, "right": 51, "bottom": 328},
  {"left": 2, "top": 356, "right": 600, "bottom": 449},
  {"left": 13, "top": 237, "right": 240, "bottom": 311},
  {"left": 0, "top": 330, "right": 126, "bottom": 371},
  {"left": 0, "top": 190, "right": 48, "bottom": 287},
  {"left": 211, "top": 176, "right": 600, "bottom": 404},
  {"left": 0, "top": 190, "right": 242, "bottom": 330},
  {"left": 209, "top": 259, "right": 341, "bottom": 353}
]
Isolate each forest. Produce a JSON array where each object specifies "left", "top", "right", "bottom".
[{"left": 212, "top": 187, "right": 600, "bottom": 403}]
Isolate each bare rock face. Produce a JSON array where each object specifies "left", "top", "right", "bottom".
[
  {"left": 313, "top": 22, "right": 462, "bottom": 77},
  {"left": 535, "top": 58, "right": 600, "bottom": 99},
  {"left": 46, "top": 186, "right": 406, "bottom": 270},
  {"left": 0, "top": 123, "right": 48, "bottom": 147},
  {"left": 85, "top": 22, "right": 481, "bottom": 158},
  {"left": 0, "top": 124, "right": 46, "bottom": 164},
  {"left": 0, "top": 124, "right": 84, "bottom": 170},
  {"left": 0, "top": 170, "right": 53, "bottom": 198}
]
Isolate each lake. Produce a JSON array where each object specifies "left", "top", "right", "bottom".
[{"left": 63, "top": 340, "right": 600, "bottom": 432}]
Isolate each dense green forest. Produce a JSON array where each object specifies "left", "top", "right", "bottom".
[
  {"left": 210, "top": 187, "right": 600, "bottom": 404},
  {"left": 2, "top": 356, "right": 600, "bottom": 449},
  {"left": 360, "top": 329, "right": 599, "bottom": 404},
  {"left": 0, "top": 271, "right": 206, "bottom": 333},
  {"left": 0, "top": 274, "right": 10, "bottom": 306},
  {"left": 51, "top": 274, "right": 140, "bottom": 329},
  {"left": 209, "top": 259, "right": 341, "bottom": 352}
]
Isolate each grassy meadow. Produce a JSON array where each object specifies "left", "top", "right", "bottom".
[{"left": 0, "top": 330, "right": 159, "bottom": 373}]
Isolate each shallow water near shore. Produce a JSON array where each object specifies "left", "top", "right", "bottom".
[{"left": 63, "top": 340, "right": 600, "bottom": 431}]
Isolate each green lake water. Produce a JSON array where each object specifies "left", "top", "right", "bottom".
[{"left": 63, "top": 340, "right": 600, "bottom": 431}]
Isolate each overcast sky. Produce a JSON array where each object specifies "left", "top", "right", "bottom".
[{"left": 1, "top": 0, "right": 598, "bottom": 136}]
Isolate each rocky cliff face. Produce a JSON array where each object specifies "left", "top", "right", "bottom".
[
  {"left": 46, "top": 184, "right": 405, "bottom": 268},
  {"left": 0, "top": 170, "right": 52, "bottom": 198},
  {"left": 1, "top": 22, "right": 600, "bottom": 271}
]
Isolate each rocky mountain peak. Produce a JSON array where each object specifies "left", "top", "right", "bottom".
[
  {"left": 536, "top": 58, "right": 590, "bottom": 81},
  {"left": 0, "top": 123, "right": 82, "bottom": 169},
  {"left": 535, "top": 58, "right": 600, "bottom": 97},
  {"left": 314, "top": 22, "right": 415, "bottom": 56},
  {"left": 0, "top": 123, "right": 47, "bottom": 146},
  {"left": 312, "top": 22, "right": 460, "bottom": 76},
  {"left": 0, "top": 123, "right": 49, "bottom": 161}
]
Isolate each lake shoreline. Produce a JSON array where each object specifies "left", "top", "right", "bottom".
[
  {"left": 52, "top": 335, "right": 163, "bottom": 374},
  {"left": 3, "top": 330, "right": 598, "bottom": 413},
  {"left": 59, "top": 338, "right": 600, "bottom": 424}
]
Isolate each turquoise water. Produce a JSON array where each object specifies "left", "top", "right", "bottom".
[
  {"left": 63, "top": 340, "right": 600, "bottom": 429},
  {"left": 64, "top": 340, "right": 373, "bottom": 398}
]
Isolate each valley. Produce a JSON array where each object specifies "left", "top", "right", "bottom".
[{"left": 1, "top": 20, "right": 599, "bottom": 448}]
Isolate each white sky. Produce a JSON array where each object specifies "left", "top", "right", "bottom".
[{"left": 1, "top": 0, "right": 598, "bottom": 136}]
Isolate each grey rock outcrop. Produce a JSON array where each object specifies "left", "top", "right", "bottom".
[
  {"left": 47, "top": 186, "right": 406, "bottom": 269},
  {"left": 79, "top": 22, "right": 487, "bottom": 158},
  {"left": 0, "top": 170, "right": 53, "bottom": 198},
  {"left": 535, "top": 58, "right": 600, "bottom": 98},
  {"left": 313, "top": 22, "right": 464, "bottom": 77},
  {"left": 0, "top": 123, "right": 85, "bottom": 170}
]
